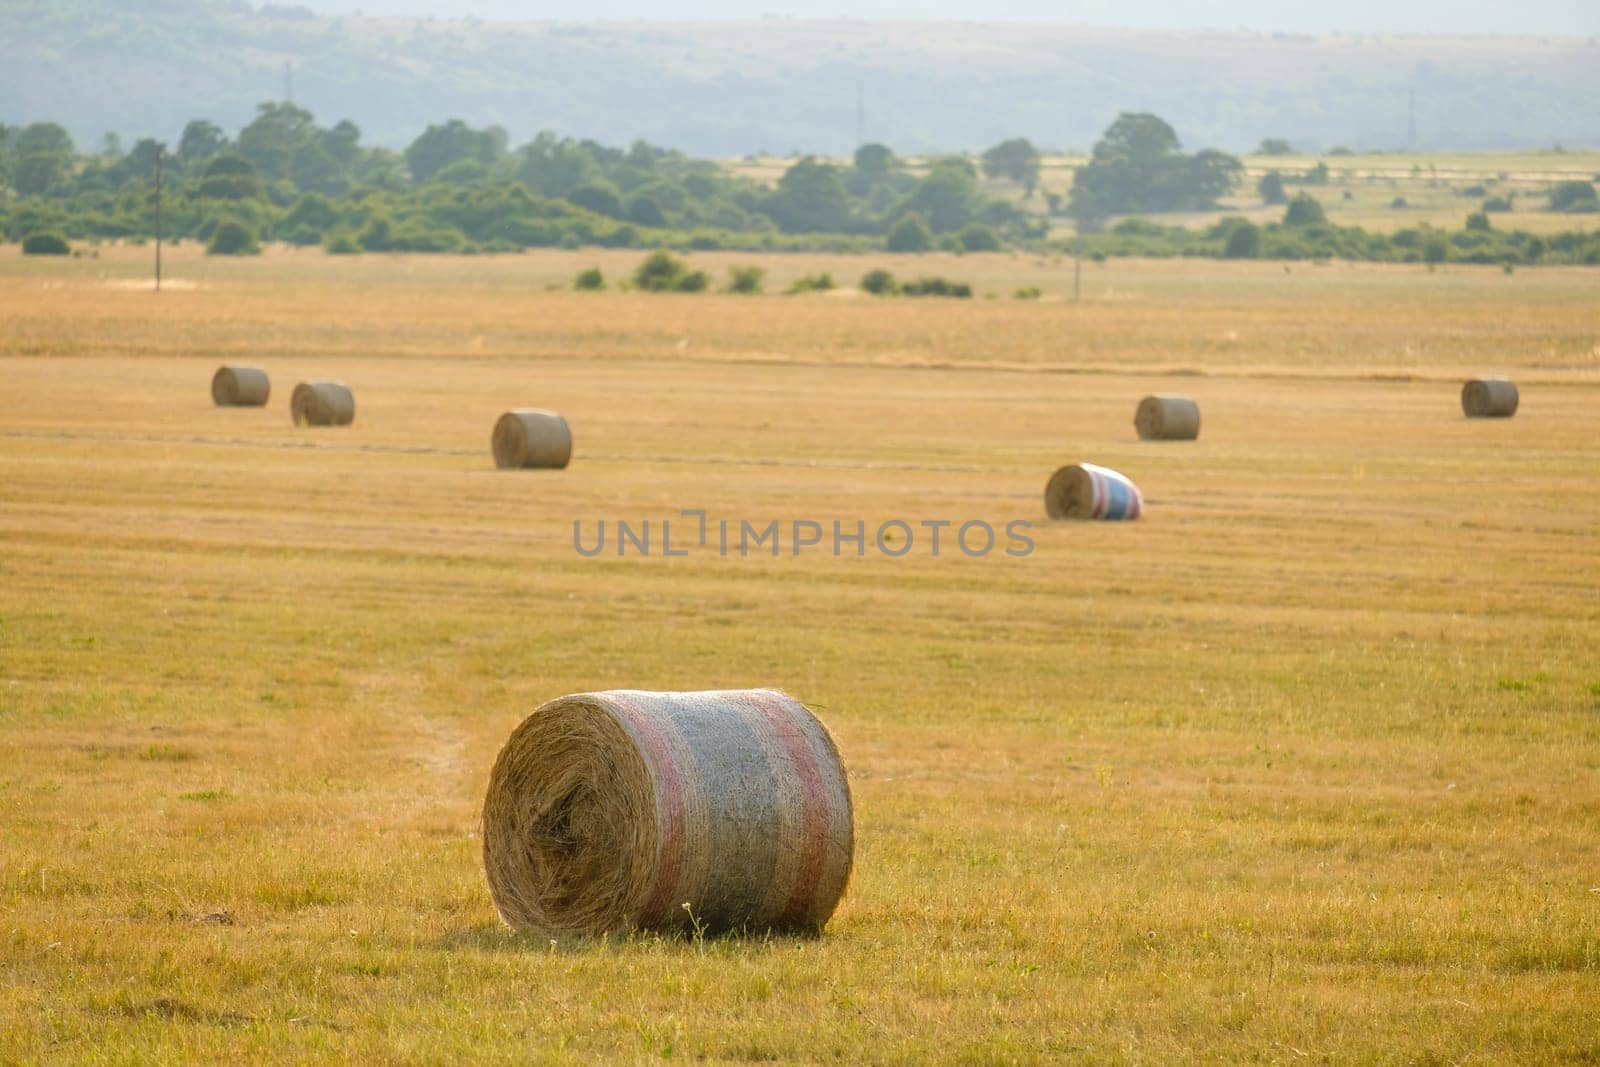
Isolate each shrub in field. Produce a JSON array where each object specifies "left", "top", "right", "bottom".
[
  {"left": 860, "top": 268, "right": 898, "bottom": 295},
  {"left": 207, "top": 220, "right": 260, "bottom": 255},
  {"left": 1423, "top": 236, "right": 1450, "bottom": 264},
  {"left": 959, "top": 223, "right": 1002, "bottom": 252},
  {"left": 323, "top": 232, "right": 359, "bottom": 254},
  {"left": 574, "top": 267, "right": 604, "bottom": 290},
  {"left": 1014, "top": 286, "right": 1042, "bottom": 299},
  {"left": 727, "top": 265, "right": 764, "bottom": 293},
  {"left": 1548, "top": 180, "right": 1597, "bottom": 213},
  {"left": 788, "top": 272, "right": 834, "bottom": 294},
  {"left": 1482, "top": 195, "right": 1514, "bottom": 213},
  {"left": 1257, "top": 171, "right": 1287, "bottom": 205},
  {"left": 1465, "top": 212, "right": 1491, "bottom": 232},
  {"left": 886, "top": 212, "right": 932, "bottom": 253},
  {"left": 1222, "top": 220, "right": 1261, "bottom": 259},
  {"left": 22, "top": 232, "right": 70, "bottom": 255},
  {"left": 633, "top": 249, "right": 706, "bottom": 292},
  {"left": 901, "top": 276, "right": 972, "bottom": 298},
  {"left": 1284, "top": 194, "right": 1326, "bottom": 226}
]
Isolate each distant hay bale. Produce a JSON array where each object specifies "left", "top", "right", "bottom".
[
  {"left": 210, "top": 366, "right": 270, "bottom": 407},
  {"left": 482, "top": 689, "right": 854, "bottom": 937},
  {"left": 290, "top": 381, "right": 355, "bottom": 426},
  {"left": 1134, "top": 395, "right": 1200, "bottom": 440},
  {"left": 1461, "top": 378, "right": 1518, "bottom": 418},
  {"left": 1044, "top": 463, "right": 1144, "bottom": 520},
  {"left": 492, "top": 409, "right": 572, "bottom": 469}
]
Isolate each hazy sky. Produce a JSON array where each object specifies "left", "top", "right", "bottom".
[{"left": 295, "top": 1, "right": 1600, "bottom": 34}]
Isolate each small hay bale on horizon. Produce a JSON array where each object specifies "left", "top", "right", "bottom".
[
  {"left": 211, "top": 366, "right": 270, "bottom": 407},
  {"left": 482, "top": 688, "right": 854, "bottom": 938},
  {"left": 290, "top": 381, "right": 355, "bottom": 427},
  {"left": 1461, "top": 378, "right": 1518, "bottom": 418},
  {"left": 492, "top": 409, "right": 572, "bottom": 469},
  {"left": 1045, "top": 463, "right": 1144, "bottom": 521},
  {"left": 1134, "top": 395, "right": 1200, "bottom": 440}
]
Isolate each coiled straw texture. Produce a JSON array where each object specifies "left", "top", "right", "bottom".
[
  {"left": 211, "top": 366, "right": 270, "bottom": 407},
  {"left": 1461, "top": 378, "right": 1518, "bottom": 418},
  {"left": 1134, "top": 395, "right": 1200, "bottom": 440},
  {"left": 483, "top": 689, "right": 854, "bottom": 937},
  {"left": 290, "top": 381, "right": 355, "bottom": 426},
  {"left": 492, "top": 409, "right": 572, "bottom": 469},
  {"left": 1045, "top": 463, "right": 1144, "bottom": 520}
]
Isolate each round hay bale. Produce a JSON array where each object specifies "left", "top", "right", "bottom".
[
  {"left": 492, "top": 409, "right": 572, "bottom": 469},
  {"left": 482, "top": 688, "right": 854, "bottom": 937},
  {"left": 211, "top": 365, "right": 270, "bottom": 407},
  {"left": 290, "top": 381, "right": 355, "bottom": 427},
  {"left": 1461, "top": 378, "right": 1518, "bottom": 418},
  {"left": 1044, "top": 462, "right": 1144, "bottom": 521},
  {"left": 1134, "top": 395, "right": 1200, "bottom": 440}
]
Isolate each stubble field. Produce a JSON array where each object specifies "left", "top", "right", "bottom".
[{"left": 1, "top": 246, "right": 1598, "bottom": 1062}]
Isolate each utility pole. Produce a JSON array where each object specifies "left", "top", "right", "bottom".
[
  {"left": 285, "top": 61, "right": 294, "bottom": 104},
  {"left": 1406, "top": 87, "right": 1416, "bottom": 151},
  {"left": 154, "top": 145, "right": 163, "bottom": 293}
]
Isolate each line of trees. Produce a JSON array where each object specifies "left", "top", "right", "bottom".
[{"left": 4, "top": 106, "right": 1597, "bottom": 265}]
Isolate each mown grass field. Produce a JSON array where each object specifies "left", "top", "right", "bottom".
[{"left": 2, "top": 245, "right": 1598, "bottom": 1062}]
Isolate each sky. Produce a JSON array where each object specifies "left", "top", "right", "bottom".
[{"left": 293, "top": 0, "right": 1600, "bottom": 35}]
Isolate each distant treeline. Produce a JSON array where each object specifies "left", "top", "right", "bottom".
[{"left": 3, "top": 105, "right": 1598, "bottom": 265}]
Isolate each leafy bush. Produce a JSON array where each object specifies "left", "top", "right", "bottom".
[
  {"left": 1222, "top": 220, "right": 1261, "bottom": 259},
  {"left": 633, "top": 249, "right": 692, "bottom": 291},
  {"left": 1284, "top": 194, "right": 1326, "bottom": 226},
  {"left": 1391, "top": 197, "right": 1408, "bottom": 208},
  {"left": 21, "top": 232, "right": 70, "bottom": 255},
  {"left": 207, "top": 219, "right": 260, "bottom": 255},
  {"left": 958, "top": 223, "right": 1002, "bottom": 252},
  {"left": 322, "top": 232, "right": 359, "bottom": 254},
  {"left": 788, "top": 272, "right": 834, "bottom": 294},
  {"left": 886, "top": 212, "right": 932, "bottom": 253},
  {"left": 1548, "top": 181, "right": 1598, "bottom": 213},
  {"left": 1482, "top": 196, "right": 1514, "bottom": 213},
  {"left": 1257, "top": 171, "right": 1287, "bottom": 205},
  {"left": 901, "top": 276, "right": 972, "bottom": 298},
  {"left": 574, "top": 267, "right": 604, "bottom": 290},
  {"left": 860, "top": 268, "right": 898, "bottom": 295},
  {"left": 1465, "top": 212, "right": 1491, "bottom": 232},
  {"left": 726, "top": 265, "right": 763, "bottom": 294},
  {"left": 1013, "top": 286, "right": 1042, "bottom": 299}
]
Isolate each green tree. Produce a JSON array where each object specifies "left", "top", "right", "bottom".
[
  {"left": 981, "top": 137, "right": 1042, "bottom": 196},
  {"left": 1069, "top": 113, "right": 1237, "bottom": 218},
  {"left": 1283, "top": 193, "right": 1326, "bottom": 226},
  {"left": 959, "top": 223, "right": 1002, "bottom": 252},
  {"left": 236, "top": 102, "right": 317, "bottom": 181},
  {"left": 1548, "top": 180, "right": 1598, "bottom": 212},
  {"left": 197, "top": 156, "right": 264, "bottom": 201},
  {"left": 1257, "top": 137, "right": 1292, "bottom": 155},
  {"left": 177, "top": 120, "right": 227, "bottom": 164},
  {"left": 903, "top": 162, "right": 978, "bottom": 233},
  {"left": 406, "top": 119, "right": 505, "bottom": 184},
  {"left": 22, "top": 232, "right": 71, "bottom": 255},
  {"left": 763, "top": 157, "right": 851, "bottom": 233},
  {"left": 886, "top": 212, "right": 932, "bottom": 252},
  {"left": 1258, "top": 170, "right": 1287, "bottom": 204},
  {"left": 1222, "top": 220, "right": 1261, "bottom": 258},
  {"left": 207, "top": 219, "right": 260, "bottom": 255}
]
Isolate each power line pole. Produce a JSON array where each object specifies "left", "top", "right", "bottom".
[
  {"left": 285, "top": 61, "right": 293, "bottom": 103},
  {"left": 1406, "top": 87, "right": 1416, "bottom": 151},
  {"left": 154, "top": 145, "right": 163, "bottom": 293}
]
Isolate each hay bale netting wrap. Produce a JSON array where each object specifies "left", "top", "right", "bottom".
[
  {"left": 1461, "top": 378, "right": 1519, "bottom": 418},
  {"left": 492, "top": 409, "right": 573, "bottom": 469},
  {"left": 210, "top": 365, "right": 270, "bottom": 407},
  {"left": 1044, "top": 463, "right": 1144, "bottom": 521},
  {"left": 1134, "top": 395, "right": 1200, "bottom": 440},
  {"left": 290, "top": 381, "right": 355, "bottom": 426},
  {"left": 482, "top": 689, "right": 854, "bottom": 937}
]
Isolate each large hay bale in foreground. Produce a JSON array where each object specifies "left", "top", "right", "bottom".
[
  {"left": 1045, "top": 463, "right": 1144, "bottom": 520},
  {"left": 483, "top": 689, "right": 854, "bottom": 937},
  {"left": 492, "top": 409, "right": 572, "bottom": 469},
  {"left": 290, "top": 381, "right": 355, "bottom": 426},
  {"left": 1461, "top": 378, "right": 1518, "bottom": 418},
  {"left": 1134, "top": 395, "right": 1200, "bottom": 440},
  {"left": 211, "top": 365, "right": 270, "bottom": 407}
]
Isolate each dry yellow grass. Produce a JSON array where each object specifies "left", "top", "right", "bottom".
[{"left": 1, "top": 245, "right": 1597, "bottom": 1061}]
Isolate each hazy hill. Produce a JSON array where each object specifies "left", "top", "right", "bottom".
[{"left": 4, "top": 0, "right": 1599, "bottom": 154}]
